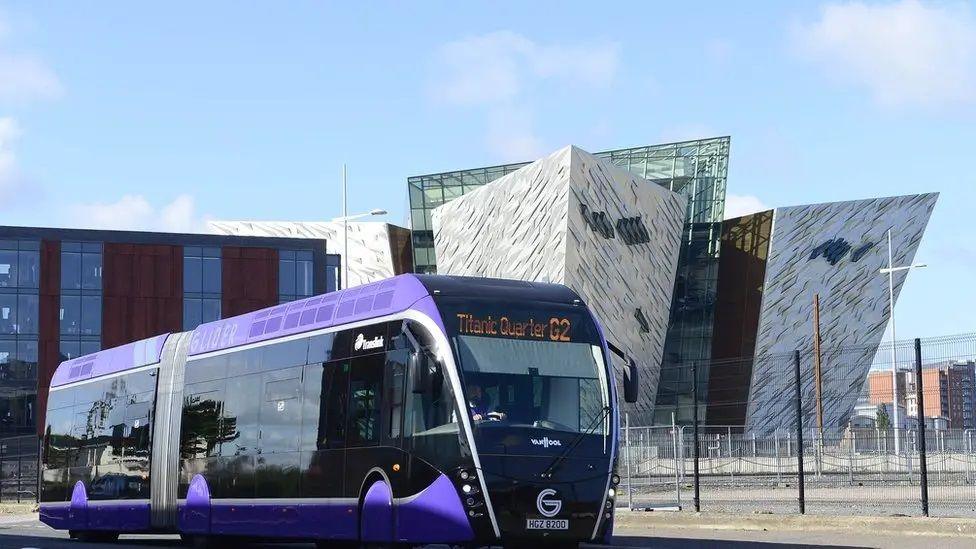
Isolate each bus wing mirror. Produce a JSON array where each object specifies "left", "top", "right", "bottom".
[{"left": 624, "top": 359, "right": 639, "bottom": 403}]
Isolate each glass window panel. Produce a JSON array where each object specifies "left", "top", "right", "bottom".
[
  {"left": 0, "top": 250, "right": 15, "bottom": 288},
  {"left": 18, "top": 294, "right": 37, "bottom": 334},
  {"left": 17, "top": 251, "right": 39, "bottom": 288},
  {"left": 279, "top": 260, "right": 296, "bottom": 296},
  {"left": 201, "top": 299, "right": 221, "bottom": 324},
  {"left": 279, "top": 250, "right": 295, "bottom": 261},
  {"left": 60, "top": 340, "right": 80, "bottom": 362},
  {"left": 347, "top": 356, "right": 382, "bottom": 447},
  {"left": 296, "top": 260, "right": 313, "bottom": 297},
  {"left": 60, "top": 295, "right": 80, "bottom": 335},
  {"left": 222, "top": 373, "right": 260, "bottom": 456},
  {"left": 183, "top": 299, "right": 202, "bottom": 331},
  {"left": 202, "top": 247, "right": 221, "bottom": 258},
  {"left": 80, "top": 341, "right": 101, "bottom": 356},
  {"left": 184, "top": 257, "right": 201, "bottom": 294},
  {"left": 201, "top": 257, "right": 221, "bottom": 294},
  {"left": 61, "top": 252, "right": 81, "bottom": 290},
  {"left": 81, "top": 252, "right": 102, "bottom": 290},
  {"left": 297, "top": 250, "right": 313, "bottom": 261},
  {"left": 0, "top": 294, "right": 16, "bottom": 334},
  {"left": 81, "top": 295, "right": 101, "bottom": 336},
  {"left": 325, "top": 265, "right": 338, "bottom": 293}
]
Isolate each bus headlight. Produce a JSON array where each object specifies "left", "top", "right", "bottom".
[
  {"left": 611, "top": 474, "right": 620, "bottom": 485},
  {"left": 461, "top": 484, "right": 473, "bottom": 494},
  {"left": 608, "top": 487, "right": 616, "bottom": 498}
]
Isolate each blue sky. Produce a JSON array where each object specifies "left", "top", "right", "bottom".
[{"left": 0, "top": 1, "right": 973, "bottom": 339}]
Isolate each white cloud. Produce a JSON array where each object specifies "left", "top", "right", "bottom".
[
  {"left": 484, "top": 107, "right": 545, "bottom": 162},
  {"left": 70, "top": 194, "right": 211, "bottom": 233},
  {"left": 0, "top": 116, "right": 33, "bottom": 207},
  {"left": 431, "top": 31, "right": 620, "bottom": 107},
  {"left": 0, "top": 13, "right": 62, "bottom": 102},
  {"left": 724, "top": 194, "right": 770, "bottom": 219},
  {"left": 793, "top": 0, "right": 976, "bottom": 106}
]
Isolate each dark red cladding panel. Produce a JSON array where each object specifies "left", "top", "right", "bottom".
[
  {"left": 222, "top": 247, "right": 278, "bottom": 318},
  {"left": 102, "top": 243, "right": 183, "bottom": 348},
  {"left": 37, "top": 240, "right": 61, "bottom": 436}
]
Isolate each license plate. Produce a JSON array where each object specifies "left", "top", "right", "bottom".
[{"left": 526, "top": 518, "right": 569, "bottom": 530}]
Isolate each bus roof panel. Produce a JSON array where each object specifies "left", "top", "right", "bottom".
[
  {"left": 50, "top": 332, "right": 170, "bottom": 388},
  {"left": 186, "top": 273, "right": 431, "bottom": 356}
]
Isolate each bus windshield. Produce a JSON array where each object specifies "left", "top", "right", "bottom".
[{"left": 454, "top": 336, "right": 609, "bottom": 435}]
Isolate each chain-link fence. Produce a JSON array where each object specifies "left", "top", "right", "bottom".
[{"left": 620, "top": 333, "right": 976, "bottom": 518}]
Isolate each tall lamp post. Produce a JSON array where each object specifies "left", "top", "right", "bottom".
[
  {"left": 879, "top": 228, "right": 927, "bottom": 455},
  {"left": 333, "top": 165, "right": 387, "bottom": 290}
]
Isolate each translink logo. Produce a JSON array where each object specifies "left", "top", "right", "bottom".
[{"left": 530, "top": 436, "right": 562, "bottom": 448}]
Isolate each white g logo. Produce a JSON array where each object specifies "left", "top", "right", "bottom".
[{"left": 536, "top": 488, "right": 562, "bottom": 518}]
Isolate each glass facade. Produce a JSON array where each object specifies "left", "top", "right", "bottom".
[
  {"left": 406, "top": 137, "right": 730, "bottom": 425},
  {"left": 279, "top": 249, "right": 315, "bottom": 304},
  {"left": 0, "top": 240, "right": 40, "bottom": 436},
  {"left": 59, "top": 242, "right": 103, "bottom": 361},
  {"left": 183, "top": 246, "right": 222, "bottom": 330},
  {"left": 325, "top": 253, "right": 341, "bottom": 293}
]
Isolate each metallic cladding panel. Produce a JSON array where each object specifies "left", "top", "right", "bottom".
[
  {"left": 151, "top": 331, "right": 192, "bottom": 529},
  {"left": 432, "top": 146, "right": 686, "bottom": 424},
  {"left": 744, "top": 193, "right": 938, "bottom": 435}
]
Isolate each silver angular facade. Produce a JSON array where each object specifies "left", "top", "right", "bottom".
[
  {"left": 432, "top": 146, "right": 686, "bottom": 422},
  {"left": 743, "top": 193, "right": 939, "bottom": 435},
  {"left": 208, "top": 220, "right": 413, "bottom": 288}
]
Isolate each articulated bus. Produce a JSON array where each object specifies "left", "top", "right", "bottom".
[{"left": 39, "top": 274, "right": 636, "bottom": 547}]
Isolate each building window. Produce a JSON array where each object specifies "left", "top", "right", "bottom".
[
  {"left": 326, "top": 254, "right": 340, "bottom": 292},
  {"left": 60, "top": 242, "right": 102, "bottom": 362},
  {"left": 0, "top": 239, "right": 39, "bottom": 435},
  {"left": 279, "top": 249, "right": 314, "bottom": 303},
  {"left": 184, "top": 246, "right": 222, "bottom": 330}
]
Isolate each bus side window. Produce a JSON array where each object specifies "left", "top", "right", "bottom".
[
  {"left": 384, "top": 349, "right": 407, "bottom": 444},
  {"left": 300, "top": 363, "right": 323, "bottom": 453},
  {"left": 321, "top": 361, "right": 349, "bottom": 449},
  {"left": 347, "top": 355, "right": 383, "bottom": 447}
]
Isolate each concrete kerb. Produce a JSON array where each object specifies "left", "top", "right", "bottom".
[
  {"left": 0, "top": 503, "right": 37, "bottom": 515},
  {"left": 612, "top": 510, "right": 976, "bottom": 538}
]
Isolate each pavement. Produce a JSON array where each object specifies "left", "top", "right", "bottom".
[{"left": 0, "top": 511, "right": 974, "bottom": 548}]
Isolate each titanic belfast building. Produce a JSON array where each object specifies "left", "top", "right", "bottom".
[{"left": 408, "top": 138, "right": 937, "bottom": 429}]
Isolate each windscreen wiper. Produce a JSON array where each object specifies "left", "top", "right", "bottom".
[{"left": 540, "top": 405, "right": 611, "bottom": 480}]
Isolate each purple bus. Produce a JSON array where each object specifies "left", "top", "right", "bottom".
[{"left": 38, "top": 275, "right": 636, "bottom": 547}]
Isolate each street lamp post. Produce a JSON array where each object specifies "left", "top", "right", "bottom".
[
  {"left": 879, "top": 228, "right": 927, "bottom": 456},
  {"left": 334, "top": 165, "right": 387, "bottom": 290}
]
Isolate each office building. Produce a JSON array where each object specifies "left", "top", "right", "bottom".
[{"left": 0, "top": 225, "right": 338, "bottom": 440}]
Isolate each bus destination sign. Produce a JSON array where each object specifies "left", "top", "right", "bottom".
[{"left": 456, "top": 313, "right": 572, "bottom": 342}]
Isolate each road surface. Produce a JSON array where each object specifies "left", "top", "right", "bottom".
[{"left": 0, "top": 515, "right": 974, "bottom": 548}]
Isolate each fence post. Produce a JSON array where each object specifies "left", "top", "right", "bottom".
[
  {"left": 727, "top": 426, "right": 734, "bottom": 481},
  {"left": 775, "top": 430, "right": 782, "bottom": 483},
  {"left": 794, "top": 349, "right": 806, "bottom": 514},
  {"left": 692, "top": 360, "right": 700, "bottom": 512},
  {"left": 671, "top": 413, "right": 681, "bottom": 510},
  {"left": 625, "top": 413, "right": 633, "bottom": 510},
  {"left": 914, "top": 338, "right": 929, "bottom": 517}
]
